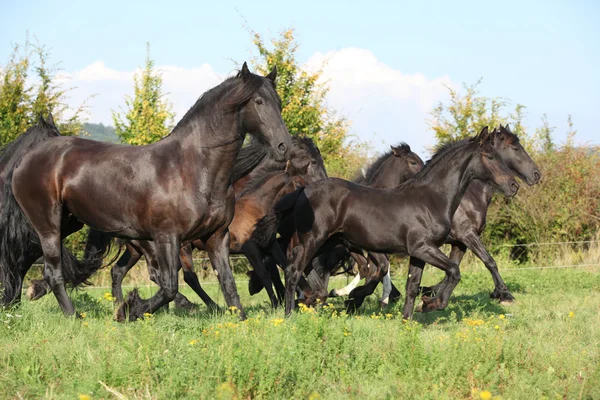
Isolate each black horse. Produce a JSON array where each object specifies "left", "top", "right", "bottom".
[
  {"left": 420, "top": 124, "right": 541, "bottom": 303},
  {"left": 0, "top": 116, "right": 109, "bottom": 306},
  {"left": 305, "top": 144, "right": 424, "bottom": 304},
  {"left": 255, "top": 127, "right": 520, "bottom": 317},
  {"left": 0, "top": 63, "right": 291, "bottom": 320},
  {"left": 249, "top": 143, "right": 424, "bottom": 306}
]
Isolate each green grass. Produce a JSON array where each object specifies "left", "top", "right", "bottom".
[{"left": 1, "top": 267, "right": 599, "bottom": 399}]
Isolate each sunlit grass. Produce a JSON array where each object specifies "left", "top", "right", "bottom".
[{"left": 1, "top": 268, "right": 599, "bottom": 399}]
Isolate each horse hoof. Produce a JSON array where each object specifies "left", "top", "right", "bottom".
[
  {"left": 420, "top": 296, "right": 441, "bottom": 313},
  {"left": 174, "top": 296, "right": 197, "bottom": 311},
  {"left": 328, "top": 289, "right": 339, "bottom": 298},
  {"left": 114, "top": 302, "right": 128, "bottom": 323},
  {"left": 500, "top": 299, "right": 514, "bottom": 306},
  {"left": 414, "top": 303, "right": 423, "bottom": 313}
]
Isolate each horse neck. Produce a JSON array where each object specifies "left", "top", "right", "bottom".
[
  {"left": 244, "top": 172, "right": 292, "bottom": 207},
  {"left": 370, "top": 159, "right": 411, "bottom": 188},
  {"left": 411, "top": 148, "right": 478, "bottom": 220},
  {"left": 170, "top": 106, "right": 245, "bottom": 193}
]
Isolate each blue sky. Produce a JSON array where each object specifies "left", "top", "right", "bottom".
[{"left": 1, "top": 0, "right": 598, "bottom": 156}]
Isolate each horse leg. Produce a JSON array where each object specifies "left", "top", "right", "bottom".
[
  {"left": 411, "top": 246, "right": 461, "bottom": 315},
  {"left": 111, "top": 244, "right": 142, "bottom": 304},
  {"left": 267, "top": 241, "right": 287, "bottom": 303},
  {"left": 346, "top": 254, "right": 388, "bottom": 312},
  {"left": 330, "top": 251, "right": 367, "bottom": 297},
  {"left": 460, "top": 232, "right": 514, "bottom": 303},
  {"left": 40, "top": 231, "right": 76, "bottom": 316},
  {"left": 402, "top": 257, "right": 425, "bottom": 320},
  {"left": 118, "top": 238, "right": 180, "bottom": 321},
  {"left": 371, "top": 253, "right": 394, "bottom": 306},
  {"left": 204, "top": 230, "right": 246, "bottom": 319},
  {"left": 243, "top": 241, "right": 279, "bottom": 308},
  {"left": 178, "top": 244, "right": 219, "bottom": 312},
  {"left": 420, "top": 243, "right": 466, "bottom": 297}
]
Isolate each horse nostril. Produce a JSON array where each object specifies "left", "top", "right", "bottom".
[
  {"left": 278, "top": 143, "right": 287, "bottom": 154},
  {"left": 534, "top": 171, "right": 541, "bottom": 182},
  {"left": 511, "top": 182, "right": 520, "bottom": 194}
]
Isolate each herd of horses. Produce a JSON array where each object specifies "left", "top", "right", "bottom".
[{"left": 0, "top": 63, "right": 542, "bottom": 322}]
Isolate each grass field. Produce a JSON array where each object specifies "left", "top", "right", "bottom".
[{"left": 1, "top": 265, "right": 599, "bottom": 399}]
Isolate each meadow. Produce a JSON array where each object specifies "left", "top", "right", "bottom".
[{"left": 1, "top": 263, "right": 599, "bottom": 399}]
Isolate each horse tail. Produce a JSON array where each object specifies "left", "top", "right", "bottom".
[
  {"left": 251, "top": 186, "right": 305, "bottom": 248},
  {"left": 0, "top": 169, "right": 41, "bottom": 305},
  {"left": 60, "top": 229, "right": 119, "bottom": 289}
]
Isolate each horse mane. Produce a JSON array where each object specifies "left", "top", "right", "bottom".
[
  {"left": 238, "top": 167, "right": 284, "bottom": 198},
  {"left": 400, "top": 138, "right": 473, "bottom": 188},
  {"left": 170, "top": 69, "right": 272, "bottom": 135},
  {"left": 0, "top": 120, "right": 60, "bottom": 169},
  {"left": 231, "top": 138, "right": 269, "bottom": 183},
  {"left": 352, "top": 142, "right": 410, "bottom": 185},
  {"left": 290, "top": 135, "right": 319, "bottom": 159}
]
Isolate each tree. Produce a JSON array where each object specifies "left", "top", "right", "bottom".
[
  {"left": 249, "top": 28, "right": 367, "bottom": 177},
  {"left": 0, "top": 38, "right": 87, "bottom": 145},
  {"left": 429, "top": 80, "right": 527, "bottom": 145},
  {"left": 112, "top": 44, "right": 174, "bottom": 145}
]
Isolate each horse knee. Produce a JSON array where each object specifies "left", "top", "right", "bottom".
[
  {"left": 449, "top": 267, "right": 461, "bottom": 283},
  {"left": 163, "top": 284, "right": 178, "bottom": 301}
]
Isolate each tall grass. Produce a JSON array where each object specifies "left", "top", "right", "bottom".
[{"left": 1, "top": 268, "right": 599, "bottom": 399}]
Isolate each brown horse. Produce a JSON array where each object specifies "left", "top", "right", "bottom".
[
  {"left": 1, "top": 63, "right": 291, "bottom": 320},
  {"left": 103, "top": 136, "right": 326, "bottom": 313}
]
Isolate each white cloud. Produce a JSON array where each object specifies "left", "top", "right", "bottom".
[
  {"left": 62, "top": 61, "right": 223, "bottom": 127},
  {"left": 62, "top": 48, "right": 454, "bottom": 158},
  {"left": 304, "top": 48, "right": 455, "bottom": 158}
]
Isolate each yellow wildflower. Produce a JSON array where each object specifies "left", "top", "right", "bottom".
[
  {"left": 143, "top": 313, "right": 153, "bottom": 318},
  {"left": 82, "top": 322, "right": 89, "bottom": 327},
  {"left": 272, "top": 318, "right": 284, "bottom": 327},
  {"left": 308, "top": 391, "right": 321, "bottom": 400},
  {"left": 494, "top": 325, "right": 500, "bottom": 330},
  {"left": 498, "top": 314, "right": 505, "bottom": 319},
  {"left": 479, "top": 390, "right": 492, "bottom": 400},
  {"left": 568, "top": 311, "right": 575, "bottom": 318},
  {"left": 80, "top": 312, "right": 87, "bottom": 319},
  {"left": 189, "top": 339, "right": 198, "bottom": 346},
  {"left": 79, "top": 395, "right": 91, "bottom": 400}
]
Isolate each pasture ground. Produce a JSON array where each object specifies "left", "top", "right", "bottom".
[{"left": 1, "top": 265, "right": 599, "bottom": 399}]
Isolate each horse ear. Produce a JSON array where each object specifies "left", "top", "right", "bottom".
[
  {"left": 240, "top": 62, "right": 251, "bottom": 80},
  {"left": 38, "top": 114, "right": 46, "bottom": 126},
  {"left": 390, "top": 145, "right": 399, "bottom": 156},
  {"left": 46, "top": 113, "right": 56, "bottom": 127},
  {"left": 504, "top": 124, "right": 512, "bottom": 133},
  {"left": 266, "top": 66, "right": 277, "bottom": 82},
  {"left": 477, "top": 126, "right": 489, "bottom": 145},
  {"left": 284, "top": 159, "right": 292, "bottom": 173}
]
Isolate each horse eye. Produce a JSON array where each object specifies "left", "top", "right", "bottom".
[
  {"left": 512, "top": 147, "right": 519, "bottom": 151},
  {"left": 486, "top": 155, "right": 494, "bottom": 160},
  {"left": 255, "top": 98, "right": 264, "bottom": 105},
  {"left": 410, "top": 161, "right": 417, "bottom": 165}
]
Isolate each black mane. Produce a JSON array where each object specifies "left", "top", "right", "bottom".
[
  {"left": 401, "top": 138, "right": 474, "bottom": 188},
  {"left": 353, "top": 142, "right": 410, "bottom": 185},
  {"left": 171, "top": 70, "right": 270, "bottom": 135},
  {"left": 0, "top": 120, "right": 60, "bottom": 171},
  {"left": 231, "top": 138, "right": 269, "bottom": 183}
]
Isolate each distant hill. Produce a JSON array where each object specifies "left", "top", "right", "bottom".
[{"left": 82, "top": 122, "right": 119, "bottom": 143}]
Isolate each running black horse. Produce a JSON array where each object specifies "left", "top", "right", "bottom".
[
  {"left": 420, "top": 124, "right": 541, "bottom": 303},
  {"left": 255, "top": 127, "right": 520, "bottom": 317},
  {"left": 0, "top": 63, "right": 291, "bottom": 320},
  {"left": 0, "top": 116, "right": 109, "bottom": 306}
]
